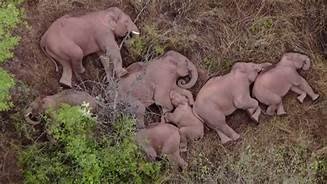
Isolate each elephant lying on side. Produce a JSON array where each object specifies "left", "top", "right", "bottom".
[
  {"left": 41, "top": 7, "right": 140, "bottom": 87},
  {"left": 25, "top": 89, "right": 98, "bottom": 125},
  {"left": 165, "top": 90, "right": 204, "bottom": 152},
  {"left": 135, "top": 123, "right": 188, "bottom": 169},
  {"left": 253, "top": 52, "right": 319, "bottom": 115},
  {"left": 194, "top": 62, "right": 272, "bottom": 144},
  {"left": 118, "top": 51, "right": 198, "bottom": 128}
]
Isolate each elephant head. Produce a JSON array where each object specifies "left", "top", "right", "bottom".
[
  {"left": 279, "top": 52, "right": 311, "bottom": 71},
  {"left": 24, "top": 97, "right": 44, "bottom": 125},
  {"left": 164, "top": 51, "right": 199, "bottom": 89},
  {"left": 232, "top": 62, "right": 272, "bottom": 82},
  {"left": 107, "top": 7, "right": 140, "bottom": 37}
]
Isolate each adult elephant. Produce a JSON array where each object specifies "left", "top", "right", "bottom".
[
  {"left": 40, "top": 7, "right": 140, "bottom": 87},
  {"left": 118, "top": 51, "right": 198, "bottom": 128}
]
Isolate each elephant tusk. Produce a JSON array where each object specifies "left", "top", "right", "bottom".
[{"left": 131, "top": 31, "right": 140, "bottom": 35}]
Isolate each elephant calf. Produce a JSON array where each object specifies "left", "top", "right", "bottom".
[
  {"left": 135, "top": 123, "right": 188, "bottom": 169},
  {"left": 164, "top": 90, "right": 204, "bottom": 152},
  {"left": 41, "top": 7, "right": 140, "bottom": 87},
  {"left": 194, "top": 62, "right": 272, "bottom": 144},
  {"left": 253, "top": 52, "right": 319, "bottom": 115},
  {"left": 25, "top": 89, "right": 98, "bottom": 125}
]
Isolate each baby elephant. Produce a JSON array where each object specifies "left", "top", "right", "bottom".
[
  {"left": 194, "top": 62, "right": 272, "bottom": 144},
  {"left": 164, "top": 90, "right": 204, "bottom": 152},
  {"left": 135, "top": 123, "right": 188, "bottom": 169},
  {"left": 253, "top": 52, "right": 319, "bottom": 115},
  {"left": 25, "top": 89, "right": 98, "bottom": 125}
]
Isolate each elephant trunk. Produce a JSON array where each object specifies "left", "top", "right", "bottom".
[
  {"left": 24, "top": 107, "right": 41, "bottom": 125},
  {"left": 177, "top": 61, "right": 198, "bottom": 89},
  {"left": 302, "top": 57, "right": 311, "bottom": 71}
]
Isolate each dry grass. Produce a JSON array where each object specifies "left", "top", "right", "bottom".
[{"left": 1, "top": 0, "right": 326, "bottom": 183}]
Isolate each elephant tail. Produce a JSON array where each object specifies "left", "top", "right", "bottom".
[{"left": 40, "top": 34, "right": 59, "bottom": 72}]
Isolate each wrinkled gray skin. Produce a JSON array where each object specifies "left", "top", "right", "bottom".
[
  {"left": 118, "top": 51, "right": 199, "bottom": 128},
  {"left": 253, "top": 52, "right": 319, "bottom": 116},
  {"left": 24, "top": 89, "right": 98, "bottom": 125},
  {"left": 164, "top": 90, "right": 204, "bottom": 152},
  {"left": 40, "top": 7, "right": 140, "bottom": 87},
  {"left": 135, "top": 123, "right": 188, "bottom": 169},
  {"left": 194, "top": 62, "right": 272, "bottom": 144}
]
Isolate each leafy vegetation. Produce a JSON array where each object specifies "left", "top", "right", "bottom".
[
  {"left": 19, "top": 105, "right": 161, "bottom": 184},
  {"left": 0, "top": 0, "right": 23, "bottom": 111}
]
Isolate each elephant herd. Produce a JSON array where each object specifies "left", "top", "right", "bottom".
[{"left": 24, "top": 7, "right": 319, "bottom": 169}]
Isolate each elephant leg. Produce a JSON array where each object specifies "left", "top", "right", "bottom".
[
  {"left": 266, "top": 105, "right": 277, "bottom": 115},
  {"left": 134, "top": 100, "right": 146, "bottom": 129},
  {"left": 143, "top": 145, "right": 157, "bottom": 161},
  {"left": 199, "top": 103, "right": 240, "bottom": 143},
  {"left": 59, "top": 60, "right": 73, "bottom": 88},
  {"left": 99, "top": 54, "right": 114, "bottom": 80},
  {"left": 234, "top": 96, "right": 260, "bottom": 122},
  {"left": 291, "top": 86, "right": 306, "bottom": 103},
  {"left": 276, "top": 102, "right": 286, "bottom": 115},
  {"left": 71, "top": 50, "right": 85, "bottom": 74},
  {"left": 217, "top": 130, "right": 232, "bottom": 144},
  {"left": 297, "top": 77, "right": 319, "bottom": 101},
  {"left": 179, "top": 128, "right": 189, "bottom": 152},
  {"left": 167, "top": 151, "right": 188, "bottom": 170}
]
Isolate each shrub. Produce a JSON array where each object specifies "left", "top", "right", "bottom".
[
  {"left": 0, "top": 68, "right": 15, "bottom": 111},
  {"left": 19, "top": 105, "right": 161, "bottom": 184}
]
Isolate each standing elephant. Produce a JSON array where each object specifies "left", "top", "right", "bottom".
[
  {"left": 118, "top": 51, "right": 198, "bottom": 128},
  {"left": 193, "top": 62, "right": 272, "bottom": 144},
  {"left": 24, "top": 89, "right": 98, "bottom": 125},
  {"left": 253, "top": 52, "right": 319, "bottom": 115},
  {"left": 40, "top": 7, "right": 140, "bottom": 87}
]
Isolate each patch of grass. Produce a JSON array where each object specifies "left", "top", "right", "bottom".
[{"left": 19, "top": 105, "right": 162, "bottom": 184}]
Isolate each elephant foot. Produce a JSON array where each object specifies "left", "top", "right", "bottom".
[
  {"left": 250, "top": 110, "right": 260, "bottom": 123},
  {"left": 312, "top": 94, "right": 320, "bottom": 102},
  {"left": 180, "top": 146, "right": 187, "bottom": 153},
  {"left": 276, "top": 110, "right": 287, "bottom": 116},
  {"left": 297, "top": 94, "right": 306, "bottom": 103},
  {"left": 59, "top": 79, "right": 72, "bottom": 88},
  {"left": 115, "top": 68, "right": 128, "bottom": 78}
]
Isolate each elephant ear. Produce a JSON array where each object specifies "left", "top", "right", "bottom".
[
  {"left": 107, "top": 10, "right": 120, "bottom": 31},
  {"left": 231, "top": 62, "right": 247, "bottom": 73}
]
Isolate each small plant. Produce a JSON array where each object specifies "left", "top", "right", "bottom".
[{"left": 20, "top": 105, "right": 161, "bottom": 184}]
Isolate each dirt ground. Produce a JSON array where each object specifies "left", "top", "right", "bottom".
[{"left": 1, "top": 0, "right": 326, "bottom": 183}]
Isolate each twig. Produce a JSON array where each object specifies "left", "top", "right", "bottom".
[{"left": 119, "top": 0, "right": 152, "bottom": 49}]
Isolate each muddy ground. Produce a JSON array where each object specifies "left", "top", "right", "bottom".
[{"left": 1, "top": 0, "right": 326, "bottom": 183}]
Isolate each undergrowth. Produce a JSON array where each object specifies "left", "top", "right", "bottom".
[{"left": 19, "top": 105, "right": 161, "bottom": 184}]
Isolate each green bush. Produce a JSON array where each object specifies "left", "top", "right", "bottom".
[
  {"left": 0, "top": 68, "right": 15, "bottom": 111},
  {"left": 20, "top": 105, "right": 161, "bottom": 184},
  {"left": 0, "top": 0, "right": 23, "bottom": 63},
  {"left": 0, "top": 0, "right": 23, "bottom": 111}
]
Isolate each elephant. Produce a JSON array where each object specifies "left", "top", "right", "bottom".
[
  {"left": 193, "top": 62, "right": 272, "bottom": 144},
  {"left": 135, "top": 123, "right": 188, "bottom": 169},
  {"left": 253, "top": 52, "right": 319, "bottom": 115},
  {"left": 164, "top": 90, "right": 204, "bottom": 152},
  {"left": 40, "top": 7, "right": 140, "bottom": 87},
  {"left": 118, "top": 50, "right": 199, "bottom": 128},
  {"left": 24, "top": 89, "right": 98, "bottom": 125}
]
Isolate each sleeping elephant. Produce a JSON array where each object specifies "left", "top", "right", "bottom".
[
  {"left": 135, "top": 123, "right": 188, "bottom": 169},
  {"left": 40, "top": 7, "right": 140, "bottom": 87},
  {"left": 24, "top": 89, "right": 98, "bottom": 125},
  {"left": 193, "top": 62, "right": 272, "bottom": 144},
  {"left": 253, "top": 52, "right": 319, "bottom": 115},
  {"left": 164, "top": 90, "right": 204, "bottom": 152},
  {"left": 118, "top": 50, "right": 198, "bottom": 128}
]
